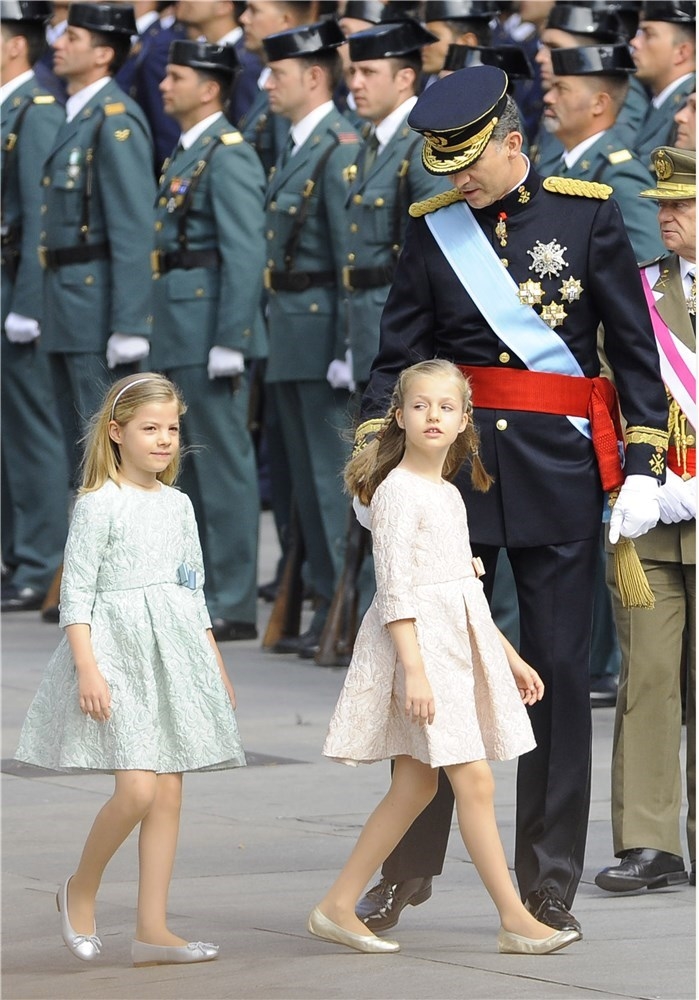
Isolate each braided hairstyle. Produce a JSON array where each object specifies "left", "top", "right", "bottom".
[{"left": 345, "top": 359, "right": 493, "bottom": 506}]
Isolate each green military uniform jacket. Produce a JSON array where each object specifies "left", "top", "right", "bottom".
[
  {"left": 240, "top": 88, "right": 290, "bottom": 180},
  {"left": 264, "top": 108, "right": 360, "bottom": 383},
  {"left": 151, "top": 116, "right": 267, "bottom": 369},
  {"left": 338, "top": 113, "right": 450, "bottom": 384},
  {"left": 1, "top": 76, "right": 63, "bottom": 325},
  {"left": 40, "top": 79, "right": 155, "bottom": 353},
  {"left": 552, "top": 125, "right": 664, "bottom": 262},
  {"left": 634, "top": 74, "right": 696, "bottom": 168}
]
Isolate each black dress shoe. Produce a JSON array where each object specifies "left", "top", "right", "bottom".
[
  {"left": 210, "top": 619, "right": 258, "bottom": 642},
  {"left": 1, "top": 586, "right": 45, "bottom": 612},
  {"left": 589, "top": 675, "right": 618, "bottom": 707},
  {"left": 272, "top": 628, "right": 320, "bottom": 656},
  {"left": 257, "top": 580, "right": 279, "bottom": 603},
  {"left": 594, "top": 849, "right": 688, "bottom": 892},
  {"left": 525, "top": 887, "right": 582, "bottom": 936},
  {"left": 355, "top": 876, "right": 433, "bottom": 932}
]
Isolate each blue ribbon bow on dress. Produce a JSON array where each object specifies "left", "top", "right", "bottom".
[{"left": 176, "top": 563, "right": 197, "bottom": 590}]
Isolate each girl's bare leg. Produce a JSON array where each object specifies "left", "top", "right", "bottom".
[
  {"left": 444, "top": 761, "right": 555, "bottom": 938},
  {"left": 317, "top": 756, "right": 439, "bottom": 936},
  {"left": 135, "top": 772, "right": 187, "bottom": 945},
  {"left": 68, "top": 770, "right": 158, "bottom": 935}
]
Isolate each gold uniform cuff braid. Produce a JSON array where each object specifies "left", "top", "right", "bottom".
[
  {"left": 626, "top": 425, "right": 669, "bottom": 474},
  {"left": 353, "top": 417, "right": 387, "bottom": 456}
]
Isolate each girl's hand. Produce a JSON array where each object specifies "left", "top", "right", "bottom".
[
  {"left": 510, "top": 657, "right": 545, "bottom": 706},
  {"left": 206, "top": 629, "right": 236, "bottom": 709},
  {"left": 405, "top": 672, "right": 435, "bottom": 726},
  {"left": 78, "top": 667, "right": 111, "bottom": 722}
]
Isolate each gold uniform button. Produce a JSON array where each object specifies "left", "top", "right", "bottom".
[
  {"left": 288, "top": 205, "right": 297, "bottom": 215},
  {"left": 687, "top": 434, "right": 696, "bottom": 446},
  {"left": 269, "top": 201, "right": 277, "bottom": 211},
  {"left": 154, "top": 221, "right": 162, "bottom": 231},
  {"left": 347, "top": 252, "right": 356, "bottom": 262},
  {"left": 353, "top": 194, "right": 362, "bottom": 204},
  {"left": 195, "top": 288, "right": 205, "bottom": 297},
  {"left": 496, "top": 418, "right": 508, "bottom": 431},
  {"left": 42, "top": 176, "right": 50, "bottom": 186},
  {"left": 266, "top": 230, "right": 274, "bottom": 239},
  {"left": 374, "top": 197, "right": 385, "bottom": 207},
  {"left": 159, "top": 197, "right": 167, "bottom": 207},
  {"left": 243, "top": 328, "right": 251, "bottom": 338},
  {"left": 498, "top": 352, "right": 510, "bottom": 364},
  {"left": 350, "top": 222, "right": 359, "bottom": 233},
  {"left": 267, "top": 259, "right": 274, "bottom": 267},
  {"left": 84, "top": 275, "right": 95, "bottom": 286},
  {"left": 40, "top": 204, "right": 47, "bottom": 214},
  {"left": 309, "top": 303, "right": 319, "bottom": 313}
]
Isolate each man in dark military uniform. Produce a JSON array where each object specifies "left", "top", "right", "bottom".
[
  {"left": 262, "top": 19, "right": 360, "bottom": 657},
  {"left": 0, "top": 1, "right": 69, "bottom": 613},
  {"left": 631, "top": 1, "right": 695, "bottom": 168},
  {"left": 355, "top": 66, "right": 668, "bottom": 936},
  {"left": 332, "top": 18, "right": 448, "bottom": 390},
  {"left": 40, "top": 2, "right": 155, "bottom": 483},
  {"left": 545, "top": 45, "right": 663, "bottom": 263},
  {"left": 152, "top": 39, "right": 267, "bottom": 642},
  {"left": 597, "top": 147, "right": 696, "bottom": 893}
]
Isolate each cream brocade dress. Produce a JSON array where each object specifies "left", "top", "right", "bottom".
[
  {"left": 15, "top": 480, "right": 245, "bottom": 774},
  {"left": 323, "top": 468, "right": 536, "bottom": 768}
]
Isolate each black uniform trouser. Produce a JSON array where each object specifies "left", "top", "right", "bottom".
[{"left": 382, "top": 536, "right": 598, "bottom": 908}]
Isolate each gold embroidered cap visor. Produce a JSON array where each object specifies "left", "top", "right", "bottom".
[
  {"left": 639, "top": 146, "right": 696, "bottom": 200},
  {"left": 407, "top": 66, "right": 509, "bottom": 175}
]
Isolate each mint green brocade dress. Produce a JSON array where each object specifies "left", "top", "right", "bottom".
[{"left": 15, "top": 481, "right": 245, "bottom": 773}]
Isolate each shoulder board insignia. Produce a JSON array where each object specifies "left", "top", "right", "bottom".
[
  {"left": 337, "top": 132, "right": 359, "bottom": 144},
  {"left": 543, "top": 176, "right": 612, "bottom": 200},
  {"left": 219, "top": 131, "right": 243, "bottom": 145},
  {"left": 608, "top": 149, "right": 633, "bottom": 165},
  {"left": 409, "top": 188, "right": 466, "bottom": 218},
  {"left": 32, "top": 95, "right": 55, "bottom": 105},
  {"left": 104, "top": 102, "right": 126, "bottom": 116}
]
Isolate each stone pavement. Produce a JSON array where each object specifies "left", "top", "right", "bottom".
[{"left": 1, "top": 512, "right": 695, "bottom": 1000}]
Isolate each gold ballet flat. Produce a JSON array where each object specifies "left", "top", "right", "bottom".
[
  {"left": 497, "top": 926, "right": 581, "bottom": 955},
  {"left": 308, "top": 906, "right": 400, "bottom": 953}
]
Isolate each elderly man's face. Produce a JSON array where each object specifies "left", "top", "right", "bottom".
[{"left": 657, "top": 197, "right": 696, "bottom": 260}]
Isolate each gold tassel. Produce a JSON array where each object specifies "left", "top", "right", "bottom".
[{"left": 613, "top": 537, "right": 655, "bottom": 609}]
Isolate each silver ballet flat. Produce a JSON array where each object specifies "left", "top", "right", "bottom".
[
  {"left": 307, "top": 906, "right": 400, "bottom": 954},
  {"left": 497, "top": 926, "right": 581, "bottom": 955},
  {"left": 131, "top": 939, "right": 220, "bottom": 967},
  {"left": 56, "top": 876, "right": 102, "bottom": 962}
]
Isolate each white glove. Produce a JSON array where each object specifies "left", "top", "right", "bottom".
[
  {"left": 106, "top": 333, "right": 150, "bottom": 369},
  {"left": 608, "top": 474, "right": 661, "bottom": 543},
  {"left": 326, "top": 349, "right": 355, "bottom": 391},
  {"left": 207, "top": 345, "right": 245, "bottom": 379},
  {"left": 5, "top": 312, "right": 40, "bottom": 343},
  {"left": 657, "top": 469, "right": 696, "bottom": 524}
]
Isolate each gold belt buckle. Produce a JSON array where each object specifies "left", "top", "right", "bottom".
[
  {"left": 38, "top": 245, "right": 47, "bottom": 269},
  {"left": 342, "top": 265, "right": 354, "bottom": 291},
  {"left": 264, "top": 267, "right": 273, "bottom": 291},
  {"left": 150, "top": 249, "right": 161, "bottom": 277}
]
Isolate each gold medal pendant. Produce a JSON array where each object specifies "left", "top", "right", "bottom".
[{"left": 495, "top": 212, "right": 508, "bottom": 248}]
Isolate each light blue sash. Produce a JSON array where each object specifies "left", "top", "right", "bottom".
[{"left": 425, "top": 200, "right": 590, "bottom": 438}]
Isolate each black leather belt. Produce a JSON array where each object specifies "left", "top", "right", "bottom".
[
  {"left": 342, "top": 263, "right": 396, "bottom": 290},
  {"left": 151, "top": 248, "right": 221, "bottom": 275},
  {"left": 39, "top": 242, "right": 110, "bottom": 270},
  {"left": 264, "top": 267, "right": 336, "bottom": 292}
]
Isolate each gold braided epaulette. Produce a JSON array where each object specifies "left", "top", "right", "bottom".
[
  {"left": 409, "top": 188, "right": 467, "bottom": 218},
  {"left": 543, "top": 176, "right": 613, "bottom": 200},
  {"left": 353, "top": 417, "right": 388, "bottom": 455}
]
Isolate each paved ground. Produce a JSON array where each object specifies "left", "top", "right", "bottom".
[{"left": 1, "top": 512, "right": 695, "bottom": 1000}]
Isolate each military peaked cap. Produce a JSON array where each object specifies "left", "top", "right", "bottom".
[
  {"left": 443, "top": 43, "right": 534, "bottom": 80},
  {"left": 341, "top": 1, "right": 386, "bottom": 23},
  {"left": 168, "top": 40, "right": 239, "bottom": 76},
  {"left": 640, "top": 1, "right": 695, "bottom": 23},
  {"left": 348, "top": 18, "right": 438, "bottom": 60},
  {"left": 423, "top": 1, "right": 501, "bottom": 21},
  {"left": 639, "top": 147, "right": 696, "bottom": 200},
  {"left": 0, "top": 1, "right": 51, "bottom": 22},
  {"left": 67, "top": 3, "right": 137, "bottom": 37},
  {"left": 546, "top": 3, "right": 622, "bottom": 41},
  {"left": 551, "top": 43, "right": 636, "bottom": 76},
  {"left": 263, "top": 18, "right": 345, "bottom": 62}
]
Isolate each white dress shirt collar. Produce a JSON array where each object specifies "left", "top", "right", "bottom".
[{"left": 65, "top": 77, "right": 111, "bottom": 123}]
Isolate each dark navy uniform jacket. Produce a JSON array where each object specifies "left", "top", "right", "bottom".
[{"left": 361, "top": 167, "right": 668, "bottom": 548}]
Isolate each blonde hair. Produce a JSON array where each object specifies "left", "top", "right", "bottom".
[
  {"left": 345, "top": 359, "right": 493, "bottom": 505},
  {"left": 79, "top": 373, "right": 187, "bottom": 494}
]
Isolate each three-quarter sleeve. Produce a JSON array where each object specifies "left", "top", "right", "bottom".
[
  {"left": 371, "top": 477, "right": 422, "bottom": 626},
  {"left": 180, "top": 493, "right": 213, "bottom": 631},
  {"left": 58, "top": 494, "right": 111, "bottom": 627}
]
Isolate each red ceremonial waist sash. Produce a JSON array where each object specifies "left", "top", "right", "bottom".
[{"left": 457, "top": 365, "right": 624, "bottom": 491}]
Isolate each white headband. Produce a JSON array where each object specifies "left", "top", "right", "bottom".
[{"left": 110, "top": 378, "right": 156, "bottom": 420}]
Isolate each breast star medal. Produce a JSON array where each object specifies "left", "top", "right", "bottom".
[
  {"left": 517, "top": 279, "right": 544, "bottom": 305},
  {"left": 541, "top": 301, "right": 568, "bottom": 328},
  {"left": 687, "top": 273, "right": 696, "bottom": 316},
  {"left": 527, "top": 239, "right": 568, "bottom": 279},
  {"left": 559, "top": 277, "right": 583, "bottom": 303}
]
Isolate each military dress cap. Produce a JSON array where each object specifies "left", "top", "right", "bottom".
[
  {"left": 551, "top": 43, "right": 636, "bottom": 77},
  {"left": 380, "top": 1, "right": 426, "bottom": 22},
  {"left": 341, "top": 1, "right": 386, "bottom": 23},
  {"left": 408, "top": 64, "right": 508, "bottom": 174},
  {"left": 585, "top": 1, "right": 642, "bottom": 41},
  {"left": 639, "top": 147, "right": 696, "bottom": 200},
  {"left": 640, "top": 1, "right": 695, "bottom": 23},
  {"left": 168, "top": 39, "right": 240, "bottom": 76},
  {"left": 262, "top": 17, "right": 345, "bottom": 62},
  {"left": 0, "top": 1, "right": 51, "bottom": 22},
  {"left": 348, "top": 19, "right": 439, "bottom": 61},
  {"left": 443, "top": 42, "right": 534, "bottom": 80},
  {"left": 67, "top": 2, "right": 137, "bottom": 37},
  {"left": 423, "top": 1, "right": 502, "bottom": 22},
  {"left": 546, "top": 3, "right": 622, "bottom": 41}
]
